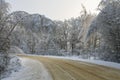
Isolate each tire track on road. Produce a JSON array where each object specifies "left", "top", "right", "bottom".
[{"left": 19, "top": 55, "right": 120, "bottom": 80}]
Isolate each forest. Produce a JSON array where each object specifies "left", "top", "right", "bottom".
[{"left": 0, "top": 0, "right": 120, "bottom": 78}]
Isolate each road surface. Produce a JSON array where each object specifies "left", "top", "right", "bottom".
[{"left": 19, "top": 55, "right": 120, "bottom": 80}]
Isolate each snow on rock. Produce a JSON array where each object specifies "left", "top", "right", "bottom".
[
  {"left": 2, "top": 57, "right": 52, "bottom": 80},
  {"left": 44, "top": 55, "right": 120, "bottom": 69}
]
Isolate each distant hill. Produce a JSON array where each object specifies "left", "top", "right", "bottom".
[{"left": 10, "top": 11, "right": 57, "bottom": 55}]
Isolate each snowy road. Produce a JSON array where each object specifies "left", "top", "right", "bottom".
[{"left": 19, "top": 55, "right": 120, "bottom": 80}]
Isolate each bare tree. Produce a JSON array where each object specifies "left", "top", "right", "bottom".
[
  {"left": 0, "top": 0, "right": 10, "bottom": 76},
  {"left": 87, "top": 0, "right": 120, "bottom": 62}
]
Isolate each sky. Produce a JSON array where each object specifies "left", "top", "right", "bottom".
[{"left": 6, "top": 0, "right": 101, "bottom": 20}]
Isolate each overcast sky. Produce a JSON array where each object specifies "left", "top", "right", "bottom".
[{"left": 6, "top": 0, "right": 101, "bottom": 20}]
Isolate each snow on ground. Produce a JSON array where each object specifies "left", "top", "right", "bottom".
[
  {"left": 44, "top": 55, "right": 120, "bottom": 69},
  {"left": 2, "top": 57, "right": 52, "bottom": 80},
  {"left": 1, "top": 55, "right": 21, "bottom": 79}
]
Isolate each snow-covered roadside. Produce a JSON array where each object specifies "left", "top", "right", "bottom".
[
  {"left": 44, "top": 55, "right": 120, "bottom": 69},
  {"left": 1, "top": 55, "right": 21, "bottom": 79},
  {"left": 2, "top": 57, "right": 52, "bottom": 80}
]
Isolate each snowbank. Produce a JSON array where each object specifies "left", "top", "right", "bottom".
[
  {"left": 8, "top": 46, "right": 25, "bottom": 54},
  {"left": 1, "top": 55, "right": 21, "bottom": 79},
  {"left": 2, "top": 57, "right": 52, "bottom": 80}
]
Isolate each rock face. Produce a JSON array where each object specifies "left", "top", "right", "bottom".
[{"left": 10, "top": 11, "right": 56, "bottom": 55}]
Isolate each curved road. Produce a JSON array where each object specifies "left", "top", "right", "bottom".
[{"left": 19, "top": 55, "right": 120, "bottom": 80}]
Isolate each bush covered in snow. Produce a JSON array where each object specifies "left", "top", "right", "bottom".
[
  {"left": 0, "top": 53, "right": 10, "bottom": 74},
  {"left": 0, "top": 55, "right": 21, "bottom": 79}
]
